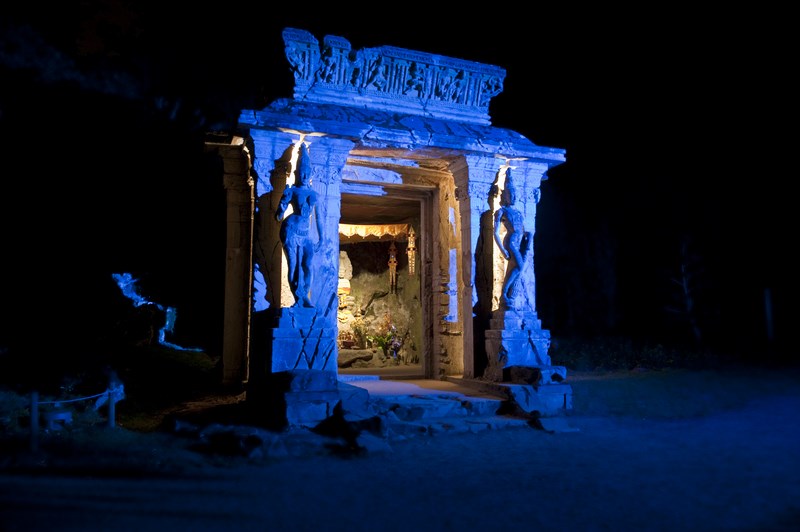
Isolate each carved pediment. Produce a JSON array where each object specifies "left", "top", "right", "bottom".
[{"left": 283, "top": 28, "right": 506, "bottom": 126}]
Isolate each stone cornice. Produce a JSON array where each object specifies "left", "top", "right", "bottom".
[
  {"left": 283, "top": 28, "right": 506, "bottom": 126},
  {"left": 240, "top": 100, "right": 566, "bottom": 167}
]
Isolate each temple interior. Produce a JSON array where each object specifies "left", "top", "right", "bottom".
[{"left": 337, "top": 193, "right": 423, "bottom": 376}]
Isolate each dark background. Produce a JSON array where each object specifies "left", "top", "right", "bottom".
[{"left": 1, "top": 3, "right": 794, "bottom": 374}]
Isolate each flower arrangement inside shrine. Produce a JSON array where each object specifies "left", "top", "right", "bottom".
[
  {"left": 366, "top": 317, "right": 404, "bottom": 361},
  {"left": 336, "top": 239, "right": 421, "bottom": 369}
]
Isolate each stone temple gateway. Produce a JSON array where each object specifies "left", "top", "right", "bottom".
[{"left": 205, "top": 28, "right": 571, "bottom": 426}]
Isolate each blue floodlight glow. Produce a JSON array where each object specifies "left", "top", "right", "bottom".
[{"left": 112, "top": 273, "right": 203, "bottom": 352}]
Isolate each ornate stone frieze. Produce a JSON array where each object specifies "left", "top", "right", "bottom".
[{"left": 283, "top": 28, "right": 506, "bottom": 126}]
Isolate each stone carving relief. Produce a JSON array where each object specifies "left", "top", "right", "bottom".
[{"left": 283, "top": 28, "right": 506, "bottom": 125}]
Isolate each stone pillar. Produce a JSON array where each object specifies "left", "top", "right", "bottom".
[
  {"left": 247, "top": 132, "right": 354, "bottom": 429},
  {"left": 306, "top": 137, "right": 352, "bottom": 325},
  {"left": 452, "top": 155, "right": 505, "bottom": 378},
  {"left": 505, "top": 162, "right": 549, "bottom": 313},
  {"left": 249, "top": 129, "right": 298, "bottom": 314},
  {"left": 432, "top": 176, "right": 463, "bottom": 377},
  {"left": 481, "top": 162, "right": 567, "bottom": 384},
  {"left": 267, "top": 137, "right": 352, "bottom": 375},
  {"left": 207, "top": 138, "right": 254, "bottom": 388}
]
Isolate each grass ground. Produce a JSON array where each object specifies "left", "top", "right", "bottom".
[{"left": 1, "top": 340, "right": 793, "bottom": 476}]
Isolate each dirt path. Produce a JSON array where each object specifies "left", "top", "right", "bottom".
[{"left": 2, "top": 366, "right": 799, "bottom": 530}]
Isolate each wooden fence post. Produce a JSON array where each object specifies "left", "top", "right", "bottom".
[{"left": 30, "top": 391, "right": 39, "bottom": 452}]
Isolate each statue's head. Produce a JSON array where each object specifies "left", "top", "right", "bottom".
[
  {"left": 296, "top": 142, "right": 312, "bottom": 186},
  {"left": 502, "top": 169, "right": 517, "bottom": 206}
]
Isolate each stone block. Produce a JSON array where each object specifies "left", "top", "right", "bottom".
[
  {"left": 337, "top": 381, "right": 374, "bottom": 419},
  {"left": 505, "top": 383, "right": 573, "bottom": 417},
  {"left": 248, "top": 369, "right": 342, "bottom": 429},
  {"left": 485, "top": 329, "right": 551, "bottom": 366},
  {"left": 280, "top": 369, "right": 339, "bottom": 393},
  {"left": 269, "top": 326, "right": 337, "bottom": 372},
  {"left": 284, "top": 393, "right": 339, "bottom": 428}
]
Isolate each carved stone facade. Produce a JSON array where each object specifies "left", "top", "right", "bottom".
[
  {"left": 283, "top": 28, "right": 505, "bottom": 126},
  {"left": 207, "top": 29, "right": 568, "bottom": 426}
]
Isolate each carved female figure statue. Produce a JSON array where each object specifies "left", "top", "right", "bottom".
[
  {"left": 493, "top": 169, "right": 533, "bottom": 308},
  {"left": 275, "top": 143, "right": 323, "bottom": 308}
]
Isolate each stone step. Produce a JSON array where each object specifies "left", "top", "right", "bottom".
[
  {"left": 338, "top": 378, "right": 536, "bottom": 441},
  {"left": 380, "top": 413, "right": 532, "bottom": 440},
  {"left": 341, "top": 378, "right": 508, "bottom": 422},
  {"left": 338, "top": 376, "right": 574, "bottom": 442},
  {"left": 370, "top": 392, "right": 503, "bottom": 420}
]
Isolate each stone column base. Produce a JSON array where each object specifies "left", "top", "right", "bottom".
[
  {"left": 503, "top": 364, "right": 568, "bottom": 386},
  {"left": 484, "top": 310, "right": 554, "bottom": 382},
  {"left": 503, "top": 382, "right": 573, "bottom": 416},
  {"left": 269, "top": 307, "right": 337, "bottom": 372},
  {"left": 248, "top": 369, "right": 341, "bottom": 429}
]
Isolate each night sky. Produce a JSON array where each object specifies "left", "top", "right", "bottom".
[{"left": 1, "top": 3, "right": 794, "bottom": 363}]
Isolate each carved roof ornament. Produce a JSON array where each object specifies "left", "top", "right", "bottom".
[{"left": 283, "top": 28, "right": 506, "bottom": 126}]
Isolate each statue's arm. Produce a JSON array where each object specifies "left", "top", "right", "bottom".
[
  {"left": 493, "top": 209, "right": 509, "bottom": 258},
  {"left": 313, "top": 193, "right": 324, "bottom": 246},
  {"left": 275, "top": 186, "right": 292, "bottom": 221}
]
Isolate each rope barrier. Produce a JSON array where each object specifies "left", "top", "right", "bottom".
[
  {"left": 36, "top": 392, "right": 107, "bottom": 405},
  {"left": 29, "top": 382, "right": 125, "bottom": 452}
]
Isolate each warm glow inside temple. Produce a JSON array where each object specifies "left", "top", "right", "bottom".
[{"left": 336, "top": 222, "right": 421, "bottom": 372}]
